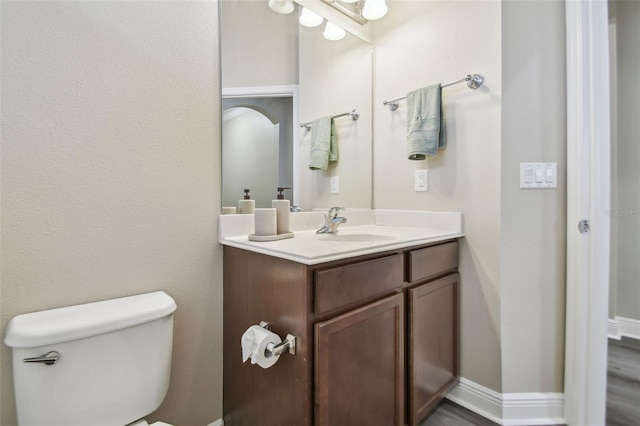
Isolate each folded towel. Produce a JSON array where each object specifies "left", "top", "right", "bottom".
[
  {"left": 406, "top": 84, "right": 445, "bottom": 160},
  {"left": 309, "top": 117, "right": 338, "bottom": 170}
]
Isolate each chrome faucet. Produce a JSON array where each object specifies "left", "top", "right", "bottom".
[{"left": 316, "top": 207, "right": 347, "bottom": 234}]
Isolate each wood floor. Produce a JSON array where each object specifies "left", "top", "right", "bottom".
[
  {"left": 419, "top": 336, "right": 640, "bottom": 426},
  {"left": 606, "top": 337, "right": 640, "bottom": 426},
  {"left": 418, "top": 399, "right": 499, "bottom": 426}
]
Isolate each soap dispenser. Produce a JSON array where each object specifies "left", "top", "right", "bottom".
[
  {"left": 238, "top": 189, "right": 255, "bottom": 214},
  {"left": 272, "top": 187, "right": 291, "bottom": 234}
]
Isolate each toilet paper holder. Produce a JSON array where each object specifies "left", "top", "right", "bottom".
[{"left": 259, "top": 321, "right": 297, "bottom": 356}]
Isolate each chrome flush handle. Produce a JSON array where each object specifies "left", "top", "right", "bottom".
[{"left": 23, "top": 351, "right": 60, "bottom": 365}]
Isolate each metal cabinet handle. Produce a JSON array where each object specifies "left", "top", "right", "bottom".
[{"left": 23, "top": 351, "right": 60, "bottom": 365}]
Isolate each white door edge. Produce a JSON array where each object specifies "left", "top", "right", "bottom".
[{"left": 564, "top": 1, "right": 611, "bottom": 425}]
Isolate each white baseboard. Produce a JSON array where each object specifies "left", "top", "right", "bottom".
[
  {"left": 446, "top": 377, "right": 565, "bottom": 425},
  {"left": 207, "top": 419, "right": 223, "bottom": 426},
  {"left": 446, "top": 377, "right": 503, "bottom": 424},
  {"left": 608, "top": 318, "right": 621, "bottom": 339},
  {"left": 617, "top": 316, "right": 640, "bottom": 340},
  {"left": 502, "top": 392, "right": 565, "bottom": 425},
  {"left": 608, "top": 316, "right": 640, "bottom": 340}
]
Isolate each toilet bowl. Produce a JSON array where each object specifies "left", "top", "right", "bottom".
[{"left": 4, "top": 291, "right": 177, "bottom": 426}]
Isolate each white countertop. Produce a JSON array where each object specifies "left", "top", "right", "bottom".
[{"left": 219, "top": 210, "right": 463, "bottom": 265}]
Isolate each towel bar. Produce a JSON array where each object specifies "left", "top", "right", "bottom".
[
  {"left": 300, "top": 109, "right": 359, "bottom": 131},
  {"left": 383, "top": 74, "right": 484, "bottom": 111}
]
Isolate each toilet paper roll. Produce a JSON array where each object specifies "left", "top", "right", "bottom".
[
  {"left": 254, "top": 208, "right": 277, "bottom": 236},
  {"left": 241, "top": 325, "right": 282, "bottom": 369},
  {"left": 222, "top": 206, "right": 237, "bottom": 214}
]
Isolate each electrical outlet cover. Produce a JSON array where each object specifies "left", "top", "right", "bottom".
[{"left": 415, "top": 170, "right": 428, "bottom": 192}]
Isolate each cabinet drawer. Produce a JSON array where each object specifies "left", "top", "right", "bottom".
[
  {"left": 408, "top": 241, "right": 458, "bottom": 283},
  {"left": 315, "top": 254, "right": 404, "bottom": 316}
]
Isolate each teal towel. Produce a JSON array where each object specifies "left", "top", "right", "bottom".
[
  {"left": 406, "top": 84, "right": 445, "bottom": 160},
  {"left": 309, "top": 117, "right": 338, "bottom": 170}
]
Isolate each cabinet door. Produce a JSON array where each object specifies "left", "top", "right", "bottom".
[
  {"left": 315, "top": 293, "right": 404, "bottom": 426},
  {"left": 408, "top": 273, "right": 459, "bottom": 425}
]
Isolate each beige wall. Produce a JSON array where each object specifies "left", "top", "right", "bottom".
[
  {"left": 373, "top": 0, "right": 503, "bottom": 391},
  {"left": 373, "top": 0, "right": 567, "bottom": 395},
  {"left": 0, "top": 2, "right": 222, "bottom": 425},
  {"left": 609, "top": 0, "right": 640, "bottom": 321},
  {"left": 500, "top": 0, "right": 567, "bottom": 393}
]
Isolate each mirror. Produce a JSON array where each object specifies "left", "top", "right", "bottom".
[{"left": 220, "top": 0, "right": 372, "bottom": 211}]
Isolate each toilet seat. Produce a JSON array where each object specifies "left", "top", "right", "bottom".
[{"left": 127, "top": 419, "right": 174, "bottom": 426}]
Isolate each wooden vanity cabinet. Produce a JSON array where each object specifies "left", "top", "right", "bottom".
[
  {"left": 223, "top": 239, "right": 458, "bottom": 426},
  {"left": 406, "top": 241, "right": 459, "bottom": 426},
  {"left": 315, "top": 293, "right": 405, "bottom": 426}
]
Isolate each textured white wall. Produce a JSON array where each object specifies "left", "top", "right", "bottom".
[
  {"left": 373, "top": 0, "right": 503, "bottom": 391},
  {"left": 0, "top": 1, "right": 222, "bottom": 424}
]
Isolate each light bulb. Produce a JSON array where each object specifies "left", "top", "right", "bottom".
[
  {"left": 362, "top": 0, "right": 387, "bottom": 20},
  {"left": 323, "top": 22, "right": 346, "bottom": 41},
  {"left": 299, "top": 8, "right": 323, "bottom": 28},
  {"left": 268, "top": 0, "right": 294, "bottom": 15}
]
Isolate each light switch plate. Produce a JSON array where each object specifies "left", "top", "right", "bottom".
[
  {"left": 330, "top": 176, "right": 339, "bottom": 194},
  {"left": 520, "top": 163, "right": 557, "bottom": 188}
]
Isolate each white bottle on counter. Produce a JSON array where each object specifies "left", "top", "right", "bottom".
[
  {"left": 272, "top": 187, "right": 291, "bottom": 235},
  {"left": 238, "top": 189, "right": 255, "bottom": 214}
]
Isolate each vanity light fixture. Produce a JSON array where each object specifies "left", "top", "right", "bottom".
[
  {"left": 362, "top": 0, "right": 388, "bottom": 20},
  {"left": 339, "top": 0, "right": 359, "bottom": 3},
  {"left": 268, "top": 0, "right": 294, "bottom": 14},
  {"left": 299, "top": 7, "right": 324, "bottom": 28},
  {"left": 323, "top": 21, "right": 346, "bottom": 41}
]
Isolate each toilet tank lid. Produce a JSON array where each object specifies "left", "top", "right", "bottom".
[{"left": 4, "top": 291, "right": 177, "bottom": 348}]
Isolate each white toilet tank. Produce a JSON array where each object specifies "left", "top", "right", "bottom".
[{"left": 4, "top": 291, "right": 177, "bottom": 426}]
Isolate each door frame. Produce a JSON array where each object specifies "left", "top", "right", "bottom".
[{"left": 563, "top": 1, "right": 611, "bottom": 425}]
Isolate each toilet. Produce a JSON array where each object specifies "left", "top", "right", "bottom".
[{"left": 4, "top": 291, "right": 177, "bottom": 426}]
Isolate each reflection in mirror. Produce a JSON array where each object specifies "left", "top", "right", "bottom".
[
  {"left": 222, "top": 99, "right": 293, "bottom": 208},
  {"left": 220, "top": 0, "right": 372, "bottom": 212},
  {"left": 321, "top": 0, "right": 367, "bottom": 24},
  {"left": 298, "top": 18, "right": 372, "bottom": 210}
]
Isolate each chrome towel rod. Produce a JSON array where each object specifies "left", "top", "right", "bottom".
[
  {"left": 383, "top": 74, "right": 484, "bottom": 111},
  {"left": 300, "top": 109, "right": 360, "bottom": 131}
]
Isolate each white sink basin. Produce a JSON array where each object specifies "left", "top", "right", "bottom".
[
  {"left": 318, "top": 233, "right": 397, "bottom": 242},
  {"left": 317, "top": 227, "right": 399, "bottom": 242}
]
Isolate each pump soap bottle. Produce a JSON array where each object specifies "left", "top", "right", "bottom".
[
  {"left": 238, "top": 189, "right": 255, "bottom": 214},
  {"left": 272, "top": 187, "right": 291, "bottom": 235}
]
